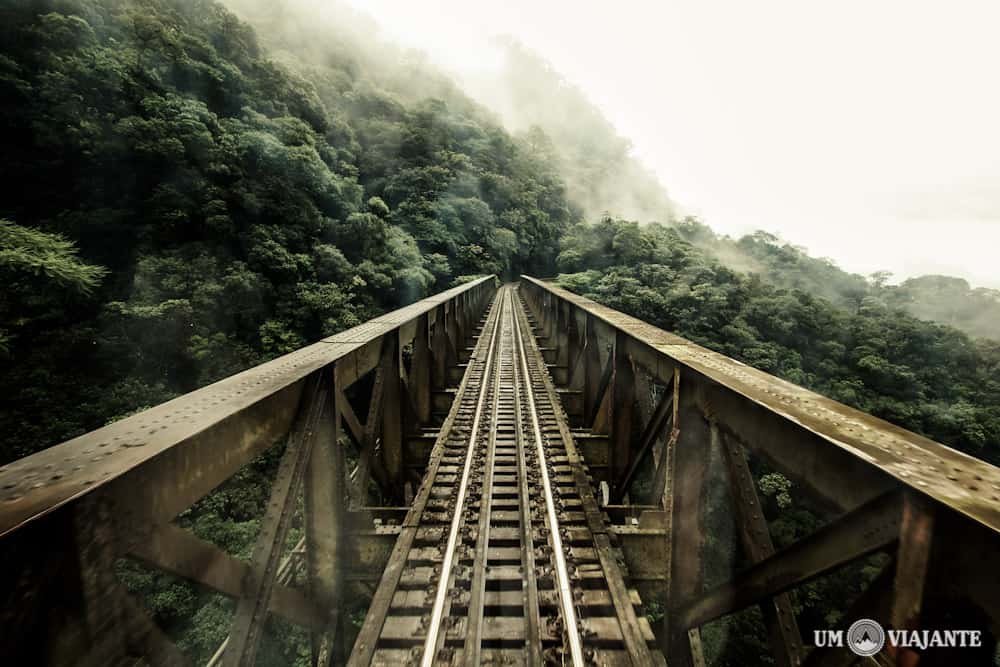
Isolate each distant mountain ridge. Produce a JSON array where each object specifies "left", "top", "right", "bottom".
[{"left": 444, "top": 37, "right": 998, "bottom": 340}]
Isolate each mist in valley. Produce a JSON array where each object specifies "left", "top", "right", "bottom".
[{"left": 3, "top": 1, "right": 1000, "bottom": 665}]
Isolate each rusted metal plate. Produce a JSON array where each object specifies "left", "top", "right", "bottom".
[
  {"left": 0, "top": 277, "right": 495, "bottom": 539},
  {"left": 521, "top": 275, "right": 1000, "bottom": 534}
]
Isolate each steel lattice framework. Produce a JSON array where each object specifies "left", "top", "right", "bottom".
[{"left": 0, "top": 275, "right": 997, "bottom": 666}]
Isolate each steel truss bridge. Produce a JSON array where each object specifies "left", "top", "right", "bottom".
[{"left": 1, "top": 277, "right": 998, "bottom": 666}]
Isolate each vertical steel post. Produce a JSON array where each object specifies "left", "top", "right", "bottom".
[
  {"left": 305, "top": 367, "right": 345, "bottom": 666},
  {"left": 718, "top": 428, "right": 804, "bottom": 667},
  {"left": 891, "top": 492, "right": 934, "bottom": 631},
  {"left": 610, "top": 331, "right": 636, "bottom": 497},
  {"left": 380, "top": 333, "right": 404, "bottom": 501},
  {"left": 665, "top": 395, "right": 710, "bottom": 667},
  {"left": 410, "top": 314, "right": 432, "bottom": 425},
  {"left": 431, "top": 304, "right": 449, "bottom": 391},
  {"left": 583, "top": 315, "right": 603, "bottom": 427}
]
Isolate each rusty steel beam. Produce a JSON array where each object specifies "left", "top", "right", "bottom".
[
  {"left": 351, "top": 358, "right": 386, "bottom": 507},
  {"left": 676, "top": 490, "right": 905, "bottom": 631},
  {"left": 647, "top": 369, "right": 681, "bottom": 507},
  {"left": 0, "top": 276, "right": 496, "bottom": 539},
  {"left": 590, "top": 346, "right": 615, "bottom": 431},
  {"left": 379, "top": 333, "right": 405, "bottom": 500},
  {"left": 226, "top": 373, "right": 331, "bottom": 666},
  {"left": 126, "top": 524, "right": 325, "bottom": 630},
  {"left": 520, "top": 275, "right": 1000, "bottom": 534},
  {"left": 337, "top": 387, "right": 365, "bottom": 446},
  {"left": 891, "top": 492, "right": 935, "bottom": 632},
  {"left": 583, "top": 315, "right": 606, "bottom": 428},
  {"left": 613, "top": 384, "right": 674, "bottom": 503},
  {"left": 430, "top": 304, "right": 450, "bottom": 390},
  {"left": 410, "top": 314, "right": 433, "bottom": 424},
  {"left": 305, "top": 370, "right": 345, "bottom": 665},
  {"left": 718, "top": 428, "right": 804, "bottom": 667},
  {"left": 609, "top": 331, "right": 636, "bottom": 492},
  {"left": 664, "top": 402, "right": 712, "bottom": 667}
]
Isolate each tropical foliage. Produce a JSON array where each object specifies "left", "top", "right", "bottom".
[{"left": 2, "top": 0, "right": 998, "bottom": 664}]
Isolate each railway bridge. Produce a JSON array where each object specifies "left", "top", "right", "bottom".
[{"left": 1, "top": 277, "right": 999, "bottom": 666}]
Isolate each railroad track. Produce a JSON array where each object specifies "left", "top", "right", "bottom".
[{"left": 349, "top": 285, "right": 664, "bottom": 666}]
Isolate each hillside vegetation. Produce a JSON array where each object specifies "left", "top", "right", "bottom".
[
  {"left": 676, "top": 219, "right": 1000, "bottom": 340},
  {"left": 1, "top": 1, "right": 998, "bottom": 664},
  {"left": 0, "top": 0, "right": 570, "bottom": 465},
  {"left": 557, "top": 220, "right": 1000, "bottom": 662}
]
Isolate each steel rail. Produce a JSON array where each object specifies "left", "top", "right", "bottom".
[
  {"left": 520, "top": 275, "right": 1000, "bottom": 533},
  {"left": 346, "top": 289, "right": 503, "bottom": 667},
  {"left": 512, "top": 307, "right": 545, "bottom": 667},
  {"left": 514, "top": 287, "right": 657, "bottom": 664},
  {"left": 419, "top": 287, "right": 506, "bottom": 667},
  {"left": 511, "top": 290, "right": 586, "bottom": 667},
  {"left": 462, "top": 289, "right": 507, "bottom": 664},
  {"left": 0, "top": 276, "right": 495, "bottom": 541}
]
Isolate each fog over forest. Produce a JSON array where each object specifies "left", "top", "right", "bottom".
[
  {"left": 344, "top": 0, "right": 1000, "bottom": 292},
  {"left": 1, "top": 0, "right": 999, "bottom": 664},
  {"left": 230, "top": 0, "right": 1000, "bottom": 339}
]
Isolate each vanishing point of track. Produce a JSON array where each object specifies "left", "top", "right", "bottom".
[{"left": 348, "top": 285, "right": 663, "bottom": 666}]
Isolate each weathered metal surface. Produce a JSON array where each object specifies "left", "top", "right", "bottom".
[
  {"left": 610, "top": 331, "right": 637, "bottom": 497},
  {"left": 718, "top": 428, "right": 804, "bottom": 667},
  {"left": 520, "top": 275, "right": 1000, "bottom": 535},
  {"left": 890, "top": 492, "right": 934, "bottom": 631},
  {"left": 226, "top": 374, "right": 330, "bottom": 666},
  {"left": 615, "top": 387, "right": 673, "bottom": 503},
  {"left": 348, "top": 286, "right": 662, "bottom": 665},
  {"left": 677, "top": 490, "right": 905, "bottom": 630},
  {"left": 664, "top": 402, "right": 712, "bottom": 667},
  {"left": 0, "top": 276, "right": 495, "bottom": 539},
  {"left": 127, "top": 523, "right": 326, "bottom": 631},
  {"left": 304, "top": 371, "right": 344, "bottom": 664},
  {"left": 378, "top": 334, "right": 405, "bottom": 499}
]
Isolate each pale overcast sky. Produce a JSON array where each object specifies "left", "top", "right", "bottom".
[{"left": 344, "top": 0, "right": 1000, "bottom": 288}]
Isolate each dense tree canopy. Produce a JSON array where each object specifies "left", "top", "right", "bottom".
[
  {"left": 2, "top": 1, "right": 998, "bottom": 664},
  {"left": 557, "top": 219, "right": 1000, "bottom": 663},
  {"left": 0, "top": 0, "right": 572, "bottom": 464},
  {"left": 558, "top": 217, "right": 1000, "bottom": 464},
  {"left": 675, "top": 218, "right": 1000, "bottom": 341},
  {"left": 0, "top": 3, "right": 573, "bottom": 659}
]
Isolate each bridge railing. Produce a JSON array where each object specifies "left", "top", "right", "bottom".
[
  {"left": 520, "top": 275, "right": 1000, "bottom": 667},
  {"left": 0, "top": 276, "right": 497, "bottom": 666}
]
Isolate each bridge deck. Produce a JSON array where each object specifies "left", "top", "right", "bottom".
[
  {"left": 349, "top": 285, "right": 662, "bottom": 666},
  {"left": 2, "top": 275, "right": 999, "bottom": 666}
]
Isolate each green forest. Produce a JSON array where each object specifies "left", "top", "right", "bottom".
[{"left": 2, "top": 0, "right": 999, "bottom": 664}]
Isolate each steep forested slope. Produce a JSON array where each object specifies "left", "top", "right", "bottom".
[
  {"left": 675, "top": 219, "right": 1000, "bottom": 340},
  {"left": 556, "top": 217, "right": 1000, "bottom": 664},
  {"left": 458, "top": 39, "right": 677, "bottom": 225},
  {"left": 0, "top": 0, "right": 571, "bottom": 464},
  {"left": 558, "top": 218, "right": 1000, "bottom": 465},
  {"left": 2, "top": 1, "right": 999, "bottom": 664}
]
